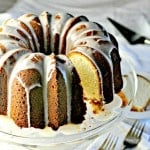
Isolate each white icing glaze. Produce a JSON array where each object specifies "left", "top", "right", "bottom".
[
  {"left": 0, "top": 33, "right": 27, "bottom": 49},
  {"left": 59, "top": 16, "right": 80, "bottom": 53},
  {"left": 50, "top": 12, "right": 71, "bottom": 52},
  {"left": 66, "top": 22, "right": 101, "bottom": 51},
  {"left": 4, "top": 19, "right": 35, "bottom": 50},
  {"left": 18, "top": 14, "right": 40, "bottom": 52},
  {"left": 7, "top": 53, "right": 44, "bottom": 126},
  {"left": 6, "top": 52, "right": 74, "bottom": 127},
  {"left": 73, "top": 29, "right": 107, "bottom": 41},
  {"left": 0, "top": 39, "right": 26, "bottom": 55},
  {"left": 43, "top": 54, "right": 56, "bottom": 125},
  {"left": 0, "top": 25, "right": 29, "bottom": 47},
  {"left": 39, "top": 11, "right": 51, "bottom": 54},
  {"left": 56, "top": 54, "right": 73, "bottom": 123},
  {"left": 0, "top": 48, "right": 31, "bottom": 80}
]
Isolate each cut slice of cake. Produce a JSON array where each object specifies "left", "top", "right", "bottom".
[
  {"left": 131, "top": 74, "right": 150, "bottom": 112},
  {"left": 67, "top": 46, "right": 114, "bottom": 115},
  {"left": 47, "top": 54, "right": 86, "bottom": 130},
  {"left": 68, "top": 46, "right": 113, "bottom": 104},
  {"left": 68, "top": 49, "right": 102, "bottom": 103}
]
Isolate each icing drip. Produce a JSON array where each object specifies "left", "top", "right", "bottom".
[
  {"left": 0, "top": 24, "right": 29, "bottom": 48},
  {"left": 43, "top": 55, "right": 56, "bottom": 125},
  {"left": 50, "top": 12, "right": 71, "bottom": 53},
  {"left": 18, "top": 14, "right": 40, "bottom": 52},
  {"left": 4, "top": 19, "right": 35, "bottom": 50},
  {"left": 0, "top": 40, "right": 27, "bottom": 55},
  {"left": 56, "top": 55, "right": 73, "bottom": 123},
  {"left": 0, "top": 34, "right": 27, "bottom": 50},
  {"left": 39, "top": 11, "right": 51, "bottom": 54},
  {"left": 66, "top": 22, "right": 99, "bottom": 50},
  {"left": 7, "top": 53, "right": 44, "bottom": 126},
  {"left": 15, "top": 75, "right": 42, "bottom": 127},
  {"left": 73, "top": 36, "right": 113, "bottom": 69}
]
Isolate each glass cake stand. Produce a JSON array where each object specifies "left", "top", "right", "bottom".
[{"left": 0, "top": 50, "right": 137, "bottom": 149}]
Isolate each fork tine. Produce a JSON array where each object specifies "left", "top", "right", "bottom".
[
  {"left": 99, "top": 133, "right": 111, "bottom": 149},
  {"left": 129, "top": 120, "right": 145, "bottom": 138},
  {"left": 110, "top": 136, "right": 118, "bottom": 149},
  {"left": 133, "top": 121, "right": 142, "bottom": 137},
  {"left": 137, "top": 122, "right": 145, "bottom": 138},
  {"left": 128, "top": 120, "right": 137, "bottom": 136},
  {"left": 132, "top": 120, "right": 140, "bottom": 136},
  {"left": 98, "top": 134, "right": 118, "bottom": 150},
  {"left": 106, "top": 135, "right": 114, "bottom": 149}
]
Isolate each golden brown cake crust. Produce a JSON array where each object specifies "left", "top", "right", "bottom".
[
  {"left": 20, "top": 21, "right": 37, "bottom": 51},
  {"left": 10, "top": 79, "right": 28, "bottom": 127},
  {"left": 29, "top": 17, "right": 44, "bottom": 52},
  {"left": 0, "top": 68, "right": 7, "bottom": 115},
  {"left": 30, "top": 87, "right": 45, "bottom": 128},
  {"left": 10, "top": 69, "right": 45, "bottom": 128},
  {"left": 0, "top": 43, "right": 7, "bottom": 53},
  {"left": 48, "top": 69, "right": 67, "bottom": 130}
]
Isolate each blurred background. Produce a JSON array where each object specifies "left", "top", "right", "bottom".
[
  {"left": 0, "top": 0, "right": 150, "bottom": 72},
  {"left": 0, "top": 0, "right": 150, "bottom": 38}
]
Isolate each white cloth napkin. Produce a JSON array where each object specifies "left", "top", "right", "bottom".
[{"left": 83, "top": 120, "right": 150, "bottom": 150}]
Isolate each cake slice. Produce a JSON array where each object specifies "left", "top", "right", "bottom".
[
  {"left": 131, "top": 75, "right": 150, "bottom": 112},
  {"left": 68, "top": 46, "right": 114, "bottom": 115},
  {"left": 68, "top": 49, "right": 102, "bottom": 102},
  {"left": 47, "top": 54, "right": 86, "bottom": 130},
  {"left": 8, "top": 53, "right": 45, "bottom": 128},
  {"left": 73, "top": 36, "right": 123, "bottom": 93},
  {"left": 0, "top": 49, "right": 31, "bottom": 115},
  {"left": 68, "top": 46, "right": 113, "bottom": 103}
]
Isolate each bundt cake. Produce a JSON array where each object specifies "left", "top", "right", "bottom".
[{"left": 0, "top": 11, "right": 123, "bottom": 130}]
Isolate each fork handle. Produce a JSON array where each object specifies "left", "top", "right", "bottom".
[{"left": 122, "top": 146, "right": 127, "bottom": 150}]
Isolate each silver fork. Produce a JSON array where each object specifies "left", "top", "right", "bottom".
[
  {"left": 98, "top": 133, "right": 118, "bottom": 150},
  {"left": 123, "top": 120, "right": 145, "bottom": 149}
]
